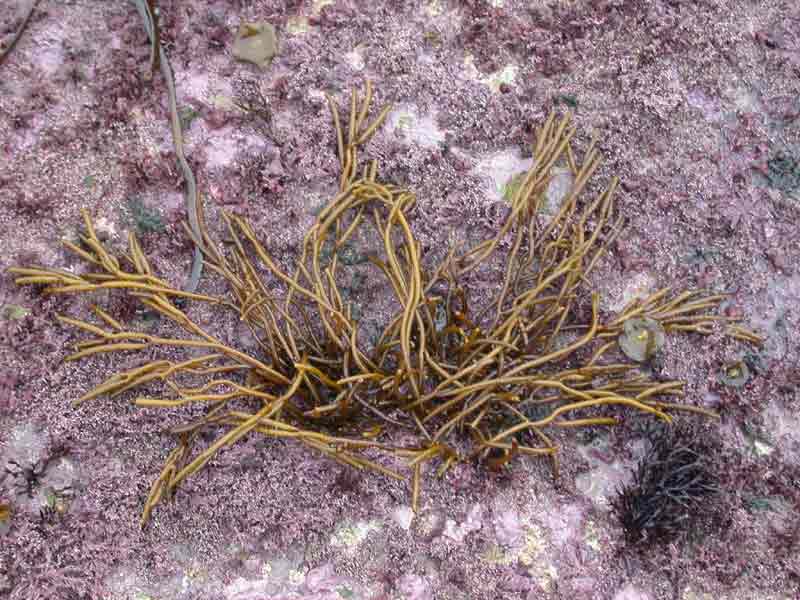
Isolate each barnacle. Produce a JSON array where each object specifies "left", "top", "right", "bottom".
[
  {"left": 719, "top": 360, "right": 750, "bottom": 388},
  {"left": 9, "top": 82, "right": 763, "bottom": 527},
  {"left": 618, "top": 317, "right": 665, "bottom": 363}
]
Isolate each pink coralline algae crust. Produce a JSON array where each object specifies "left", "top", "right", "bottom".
[{"left": 1, "top": 1, "right": 799, "bottom": 599}]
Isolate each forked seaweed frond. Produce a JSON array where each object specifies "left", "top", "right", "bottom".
[{"left": 9, "top": 82, "right": 763, "bottom": 526}]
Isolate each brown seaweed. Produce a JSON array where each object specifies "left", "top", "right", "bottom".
[{"left": 9, "top": 82, "right": 763, "bottom": 527}]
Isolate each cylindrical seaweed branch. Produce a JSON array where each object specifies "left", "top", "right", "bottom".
[{"left": 8, "top": 82, "right": 763, "bottom": 526}]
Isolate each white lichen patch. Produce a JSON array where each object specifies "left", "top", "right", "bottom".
[
  {"left": 180, "top": 566, "right": 210, "bottom": 593},
  {"left": 481, "top": 520, "right": 556, "bottom": 592},
  {"left": 602, "top": 271, "right": 658, "bottom": 314},
  {"left": 204, "top": 132, "right": 267, "bottom": 170},
  {"left": 761, "top": 399, "right": 800, "bottom": 460},
  {"left": 443, "top": 503, "right": 483, "bottom": 542},
  {"left": 4, "top": 424, "right": 48, "bottom": 467},
  {"left": 391, "top": 505, "right": 415, "bottom": 531},
  {"left": 224, "top": 577, "right": 271, "bottom": 600},
  {"left": 129, "top": 108, "right": 170, "bottom": 156},
  {"left": 94, "top": 215, "right": 119, "bottom": 240},
  {"left": 102, "top": 567, "right": 154, "bottom": 600},
  {"left": 344, "top": 45, "right": 366, "bottom": 71},
  {"left": 541, "top": 502, "right": 585, "bottom": 550},
  {"left": 613, "top": 583, "right": 654, "bottom": 600},
  {"left": 209, "top": 93, "right": 237, "bottom": 110},
  {"left": 278, "top": 559, "right": 297, "bottom": 582},
  {"left": 286, "top": 16, "right": 311, "bottom": 35},
  {"left": 481, "top": 532, "right": 532, "bottom": 566},
  {"left": 575, "top": 434, "right": 629, "bottom": 508},
  {"left": 542, "top": 166, "right": 574, "bottom": 216},
  {"left": 584, "top": 520, "right": 602, "bottom": 552},
  {"left": 386, "top": 105, "right": 446, "bottom": 149},
  {"left": 180, "top": 71, "right": 213, "bottom": 107},
  {"left": 575, "top": 461, "right": 627, "bottom": 507},
  {"left": 681, "top": 589, "right": 715, "bottom": 600},
  {"left": 306, "top": 88, "right": 328, "bottom": 106},
  {"left": 489, "top": 64, "right": 519, "bottom": 92},
  {"left": 496, "top": 164, "right": 576, "bottom": 223},
  {"left": 28, "top": 27, "right": 66, "bottom": 76},
  {"left": 424, "top": 0, "right": 444, "bottom": 17},
  {"left": 313, "top": 0, "right": 335, "bottom": 12},
  {"left": 225, "top": 560, "right": 306, "bottom": 598},
  {"left": 330, "top": 520, "right": 382, "bottom": 551},
  {"left": 493, "top": 507, "right": 523, "bottom": 547},
  {"left": 517, "top": 524, "right": 545, "bottom": 567},
  {"left": 481, "top": 545, "right": 507, "bottom": 564},
  {"left": 0, "top": 303, "right": 29, "bottom": 320},
  {"left": 529, "top": 561, "right": 558, "bottom": 594},
  {"left": 473, "top": 149, "right": 533, "bottom": 205},
  {"left": 204, "top": 132, "right": 239, "bottom": 169},
  {"left": 725, "top": 82, "right": 761, "bottom": 114},
  {"left": 43, "top": 456, "right": 77, "bottom": 488},
  {"left": 752, "top": 438, "right": 775, "bottom": 457},
  {"left": 250, "top": 548, "right": 306, "bottom": 593},
  {"left": 463, "top": 54, "right": 519, "bottom": 92},
  {"left": 462, "top": 54, "right": 479, "bottom": 79},
  {"left": 287, "top": 569, "right": 306, "bottom": 587},
  {"left": 519, "top": 524, "right": 556, "bottom": 592}
]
